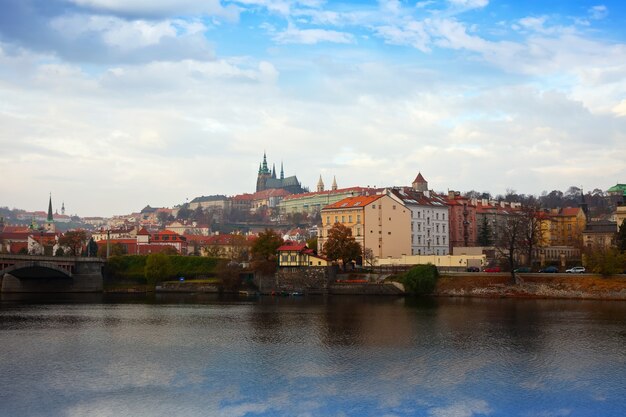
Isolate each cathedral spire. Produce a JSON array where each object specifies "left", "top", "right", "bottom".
[
  {"left": 272, "top": 163, "right": 276, "bottom": 179},
  {"left": 47, "top": 193, "right": 53, "bottom": 222},
  {"left": 280, "top": 162, "right": 284, "bottom": 179},
  {"left": 332, "top": 176, "right": 337, "bottom": 191},
  {"left": 262, "top": 152, "right": 269, "bottom": 173}
]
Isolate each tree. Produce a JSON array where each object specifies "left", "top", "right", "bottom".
[
  {"left": 306, "top": 237, "right": 318, "bottom": 253},
  {"left": 59, "top": 230, "right": 87, "bottom": 256},
  {"left": 176, "top": 204, "right": 192, "bottom": 220},
  {"left": 495, "top": 213, "right": 526, "bottom": 284},
  {"left": 363, "top": 247, "right": 376, "bottom": 268},
  {"left": 402, "top": 264, "right": 439, "bottom": 295},
  {"left": 86, "top": 238, "right": 98, "bottom": 257},
  {"left": 322, "top": 223, "right": 362, "bottom": 271},
  {"left": 477, "top": 216, "right": 493, "bottom": 246},
  {"left": 144, "top": 253, "right": 173, "bottom": 285},
  {"left": 585, "top": 247, "right": 625, "bottom": 277},
  {"left": 157, "top": 211, "right": 174, "bottom": 226},
  {"left": 617, "top": 220, "right": 626, "bottom": 253},
  {"left": 251, "top": 229, "right": 284, "bottom": 274},
  {"left": 520, "top": 203, "right": 543, "bottom": 268},
  {"left": 55, "top": 247, "right": 66, "bottom": 257}
]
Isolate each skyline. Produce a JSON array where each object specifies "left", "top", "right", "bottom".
[{"left": 1, "top": 0, "right": 625, "bottom": 217}]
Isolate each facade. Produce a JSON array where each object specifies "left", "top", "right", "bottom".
[
  {"left": 231, "top": 193, "right": 254, "bottom": 213},
  {"left": 319, "top": 193, "right": 411, "bottom": 261},
  {"left": 539, "top": 207, "right": 587, "bottom": 247},
  {"left": 277, "top": 243, "right": 329, "bottom": 267},
  {"left": 445, "top": 191, "right": 477, "bottom": 251},
  {"left": 251, "top": 188, "right": 291, "bottom": 212},
  {"left": 474, "top": 199, "right": 522, "bottom": 245},
  {"left": 616, "top": 204, "right": 626, "bottom": 231},
  {"left": 188, "top": 195, "right": 230, "bottom": 212},
  {"left": 582, "top": 220, "right": 617, "bottom": 250},
  {"left": 255, "top": 152, "right": 305, "bottom": 194},
  {"left": 387, "top": 188, "right": 449, "bottom": 256},
  {"left": 279, "top": 186, "right": 377, "bottom": 215}
]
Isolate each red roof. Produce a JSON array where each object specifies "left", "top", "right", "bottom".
[
  {"left": 277, "top": 243, "right": 307, "bottom": 252},
  {"left": 137, "top": 227, "right": 150, "bottom": 236},
  {"left": 252, "top": 188, "right": 290, "bottom": 199},
  {"left": 232, "top": 193, "right": 254, "bottom": 201},
  {"left": 413, "top": 172, "right": 427, "bottom": 184},
  {"left": 323, "top": 194, "right": 383, "bottom": 210},
  {"left": 559, "top": 207, "right": 581, "bottom": 217}
]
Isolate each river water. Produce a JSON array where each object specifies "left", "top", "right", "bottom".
[{"left": 0, "top": 294, "right": 625, "bottom": 417}]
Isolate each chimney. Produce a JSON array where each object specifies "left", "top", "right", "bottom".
[{"left": 448, "top": 190, "right": 456, "bottom": 199}]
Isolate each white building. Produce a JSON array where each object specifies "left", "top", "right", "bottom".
[{"left": 387, "top": 173, "right": 450, "bottom": 256}]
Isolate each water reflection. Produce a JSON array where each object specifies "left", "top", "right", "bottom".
[{"left": 0, "top": 294, "right": 625, "bottom": 417}]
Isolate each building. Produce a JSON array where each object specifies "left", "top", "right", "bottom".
[
  {"left": 277, "top": 243, "right": 329, "bottom": 267},
  {"left": 279, "top": 185, "right": 377, "bottom": 215},
  {"left": 387, "top": 186, "right": 449, "bottom": 256},
  {"left": 188, "top": 195, "right": 230, "bottom": 212},
  {"left": 539, "top": 207, "right": 587, "bottom": 247},
  {"left": 231, "top": 193, "right": 254, "bottom": 213},
  {"left": 319, "top": 193, "right": 411, "bottom": 261},
  {"left": 473, "top": 199, "right": 522, "bottom": 246},
  {"left": 445, "top": 191, "right": 477, "bottom": 251},
  {"left": 255, "top": 152, "right": 305, "bottom": 194},
  {"left": 582, "top": 220, "right": 617, "bottom": 250},
  {"left": 251, "top": 188, "right": 290, "bottom": 212}
]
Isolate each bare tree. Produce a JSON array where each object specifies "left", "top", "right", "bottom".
[
  {"left": 496, "top": 213, "right": 526, "bottom": 284},
  {"left": 520, "top": 203, "right": 544, "bottom": 269}
]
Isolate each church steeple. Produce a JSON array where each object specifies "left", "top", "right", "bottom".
[
  {"left": 262, "top": 152, "right": 269, "bottom": 174},
  {"left": 317, "top": 175, "right": 325, "bottom": 192},
  {"left": 272, "top": 163, "right": 276, "bottom": 179},
  {"left": 61, "top": 201, "right": 65, "bottom": 215},
  {"left": 332, "top": 176, "right": 337, "bottom": 191},
  {"left": 45, "top": 194, "right": 55, "bottom": 232},
  {"left": 280, "top": 162, "right": 284, "bottom": 179},
  {"left": 47, "top": 194, "right": 53, "bottom": 222}
]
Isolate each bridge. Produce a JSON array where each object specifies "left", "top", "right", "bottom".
[{"left": 0, "top": 254, "right": 105, "bottom": 293}]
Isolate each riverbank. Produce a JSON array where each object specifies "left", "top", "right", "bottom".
[{"left": 436, "top": 273, "right": 626, "bottom": 300}]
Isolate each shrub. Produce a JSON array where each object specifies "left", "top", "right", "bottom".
[
  {"left": 144, "top": 253, "right": 174, "bottom": 286},
  {"left": 402, "top": 264, "right": 439, "bottom": 295}
]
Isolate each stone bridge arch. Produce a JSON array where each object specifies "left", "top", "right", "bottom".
[{"left": 1, "top": 261, "right": 73, "bottom": 279}]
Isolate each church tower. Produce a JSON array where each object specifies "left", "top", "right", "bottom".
[
  {"left": 332, "top": 176, "right": 338, "bottom": 191},
  {"left": 256, "top": 152, "right": 272, "bottom": 192},
  {"left": 412, "top": 172, "right": 428, "bottom": 192},
  {"left": 45, "top": 194, "right": 55, "bottom": 232},
  {"left": 317, "top": 175, "right": 325, "bottom": 192}
]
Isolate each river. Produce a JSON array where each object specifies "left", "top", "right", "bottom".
[{"left": 0, "top": 294, "right": 625, "bottom": 417}]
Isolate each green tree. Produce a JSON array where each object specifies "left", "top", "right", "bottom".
[
  {"left": 251, "top": 229, "right": 284, "bottom": 274},
  {"left": 59, "top": 230, "right": 87, "bottom": 256},
  {"left": 144, "top": 253, "right": 173, "bottom": 286},
  {"left": 585, "top": 247, "right": 626, "bottom": 277},
  {"left": 402, "top": 264, "right": 439, "bottom": 295},
  {"left": 306, "top": 237, "right": 318, "bottom": 253},
  {"left": 55, "top": 247, "right": 66, "bottom": 257},
  {"left": 322, "top": 223, "right": 362, "bottom": 271},
  {"left": 86, "top": 238, "right": 99, "bottom": 257},
  {"left": 617, "top": 220, "right": 626, "bottom": 252},
  {"left": 477, "top": 216, "right": 493, "bottom": 246}
]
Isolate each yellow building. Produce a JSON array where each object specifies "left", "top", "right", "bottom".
[
  {"left": 539, "top": 207, "right": 587, "bottom": 247},
  {"left": 277, "top": 243, "right": 329, "bottom": 267},
  {"left": 319, "top": 193, "right": 411, "bottom": 261}
]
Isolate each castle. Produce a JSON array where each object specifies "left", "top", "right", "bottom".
[{"left": 255, "top": 153, "right": 305, "bottom": 194}]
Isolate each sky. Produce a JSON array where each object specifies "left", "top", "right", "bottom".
[{"left": 1, "top": 0, "right": 625, "bottom": 217}]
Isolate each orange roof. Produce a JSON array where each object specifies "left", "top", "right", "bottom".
[
  {"left": 322, "top": 194, "right": 383, "bottom": 210},
  {"left": 559, "top": 207, "right": 581, "bottom": 217},
  {"left": 277, "top": 243, "right": 307, "bottom": 252},
  {"left": 252, "top": 188, "right": 290, "bottom": 199},
  {"left": 232, "top": 193, "right": 254, "bottom": 201}
]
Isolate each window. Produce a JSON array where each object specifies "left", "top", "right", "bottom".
[
  {"left": 326, "top": 216, "right": 330, "bottom": 225},
  {"left": 436, "top": 224, "right": 439, "bottom": 232},
  {"left": 393, "top": 205, "right": 396, "bottom": 210},
  {"left": 372, "top": 205, "right": 376, "bottom": 209},
  {"left": 411, "top": 222, "right": 414, "bottom": 231},
  {"left": 435, "top": 213, "right": 439, "bottom": 220},
  {"left": 349, "top": 215, "right": 352, "bottom": 223},
  {"left": 290, "top": 255, "right": 296, "bottom": 262},
  {"left": 357, "top": 214, "right": 361, "bottom": 224},
  {"left": 341, "top": 216, "right": 345, "bottom": 223},
  {"left": 334, "top": 216, "right": 338, "bottom": 223}
]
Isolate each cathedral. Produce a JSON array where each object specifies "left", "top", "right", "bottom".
[{"left": 255, "top": 152, "right": 306, "bottom": 194}]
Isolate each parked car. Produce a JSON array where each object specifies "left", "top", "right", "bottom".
[
  {"left": 484, "top": 266, "right": 501, "bottom": 273},
  {"left": 539, "top": 266, "right": 559, "bottom": 273},
  {"left": 514, "top": 267, "right": 531, "bottom": 273},
  {"left": 565, "top": 266, "right": 586, "bottom": 274},
  {"left": 466, "top": 266, "right": 480, "bottom": 272}
]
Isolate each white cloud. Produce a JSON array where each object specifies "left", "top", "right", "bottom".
[
  {"left": 68, "top": 0, "right": 239, "bottom": 20},
  {"left": 588, "top": 5, "right": 608, "bottom": 20},
  {"left": 447, "top": 0, "right": 489, "bottom": 11},
  {"left": 429, "top": 399, "right": 491, "bottom": 417},
  {"left": 272, "top": 24, "right": 355, "bottom": 44}
]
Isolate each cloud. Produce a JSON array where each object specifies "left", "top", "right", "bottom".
[
  {"left": 67, "top": 0, "right": 239, "bottom": 20},
  {"left": 429, "top": 399, "right": 491, "bottom": 417},
  {"left": 447, "top": 0, "right": 489, "bottom": 11},
  {"left": 271, "top": 24, "right": 355, "bottom": 44},
  {"left": 588, "top": 5, "right": 608, "bottom": 20}
]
